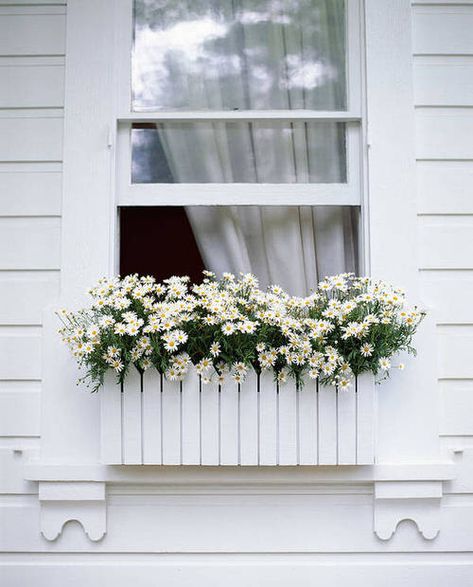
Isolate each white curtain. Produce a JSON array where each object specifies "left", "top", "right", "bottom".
[{"left": 135, "top": 0, "right": 357, "bottom": 295}]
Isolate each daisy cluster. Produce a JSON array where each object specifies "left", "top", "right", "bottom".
[{"left": 57, "top": 272, "right": 424, "bottom": 392}]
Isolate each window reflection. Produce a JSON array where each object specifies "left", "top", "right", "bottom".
[{"left": 132, "top": 0, "right": 346, "bottom": 111}]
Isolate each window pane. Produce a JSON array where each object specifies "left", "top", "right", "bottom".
[
  {"left": 119, "top": 205, "right": 359, "bottom": 296},
  {"left": 132, "top": 0, "right": 347, "bottom": 111},
  {"left": 131, "top": 121, "right": 346, "bottom": 183}
]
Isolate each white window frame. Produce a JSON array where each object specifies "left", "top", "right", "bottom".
[
  {"left": 113, "top": 0, "right": 365, "bottom": 214},
  {"left": 40, "top": 0, "right": 442, "bottom": 476}
]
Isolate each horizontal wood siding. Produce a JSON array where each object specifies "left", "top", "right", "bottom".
[
  {"left": 413, "top": 3, "right": 473, "bottom": 454},
  {"left": 0, "top": 0, "right": 64, "bottom": 464}
]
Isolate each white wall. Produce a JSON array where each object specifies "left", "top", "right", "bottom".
[
  {"left": 0, "top": 0, "right": 64, "bottom": 510},
  {"left": 2, "top": 1, "right": 473, "bottom": 586}
]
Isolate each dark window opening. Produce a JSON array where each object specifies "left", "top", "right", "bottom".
[{"left": 119, "top": 206, "right": 205, "bottom": 283}]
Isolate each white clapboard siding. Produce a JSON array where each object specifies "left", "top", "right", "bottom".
[
  {"left": 0, "top": 14, "right": 65, "bottom": 56},
  {"left": 420, "top": 271, "right": 473, "bottom": 324},
  {"left": 417, "top": 161, "right": 473, "bottom": 215},
  {"left": 414, "top": 57, "right": 473, "bottom": 107},
  {"left": 0, "top": 329, "right": 41, "bottom": 380},
  {"left": 412, "top": 5, "right": 473, "bottom": 55},
  {"left": 0, "top": 117, "right": 63, "bottom": 162},
  {"left": 0, "top": 218, "right": 61, "bottom": 270},
  {"left": 0, "top": 170, "right": 62, "bottom": 216},
  {"left": 0, "top": 271, "right": 59, "bottom": 325},
  {"left": 440, "top": 380, "right": 473, "bottom": 436},
  {"left": 0, "top": 62, "right": 64, "bottom": 108},
  {"left": 101, "top": 369, "right": 376, "bottom": 466},
  {"left": 419, "top": 217, "right": 473, "bottom": 270},
  {"left": 416, "top": 109, "right": 473, "bottom": 161},
  {"left": 0, "top": 385, "right": 40, "bottom": 436}
]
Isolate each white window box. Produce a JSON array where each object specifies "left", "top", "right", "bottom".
[{"left": 101, "top": 369, "right": 376, "bottom": 466}]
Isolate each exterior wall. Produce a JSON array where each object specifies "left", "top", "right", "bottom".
[
  {"left": 0, "top": 0, "right": 65, "bottom": 536},
  {"left": 1, "top": 1, "right": 473, "bottom": 586}
]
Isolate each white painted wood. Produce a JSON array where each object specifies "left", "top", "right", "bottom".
[
  {"left": 0, "top": 387, "right": 40, "bottom": 436},
  {"left": 412, "top": 5, "right": 473, "bottom": 55},
  {"left": 258, "top": 371, "right": 277, "bottom": 466},
  {"left": 277, "top": 378, "right": 297, "bottom": 466},
  {"left": 118, "top": 183, "right": 360, "bottom": 208},
  {"left": 0, "top": 63, "right": 64, "bottom": 108},
  {"left": 338, "top": 386, "right": 357, "bottom": 465},
  {"left": 121, "top": 110, "right": 361, "bottom": 121},
  {"left": 0, "top": 330, "right": 41, "bottom": 380},
  {"left": 0, "top": 14, "right": 65, "bottom": 56},
  {"left": 0, "top": 170, "right": 62, "bottom": 216},
  {"left": 100, "top": 372, "right": 122, "bottom": 464},
  {"left": 219, "top": 377, "right": 239, "bottom": 466},
  {"left": 438, "top": 330, "right": 473, "bottom": 379},
  {"left": 122, "top": 368, "right": 142, "bottom": 465},
  {"left": 318, "top": 384, "right": 337, "bottom": 465},
  {"left": 200, "top": 380, "right": 219, "bottom": 466},
  {"left": 414, "top": 57, "right": 473, "bottom": 107},
  {"left": 0, "top": 117, "right": 63, "bottom": 162},
  {"left": 440, "top": 380, "right": 473, "bottom": 436},
  {"left": 0, "top": 271, "right": 59, "bottom": 325},
  {"left": 416, "top": 109, "right": 473, "bottom": 160},
  {"left": 141, "top": 369, "right": 161, "bottom": 465},
  {"left": 419, "top": 216, "right": 473, "bottom": 269},
  {"left": 161, "top": 377, "right": 181, "bottom": 465},
  {"left": 420, "top": 270, "right": 473, "bottom": 323},
  {"left": 0, "top": 218, "right": 60, "bottom": 270},
  {"left": 356, "top": 373, "right": 376, "bottom": 465},
  {"left": 417, "top": 161, "right": 473, "bottom": 215},
  {"left": 181, "top": 367, "right": 200, "bottom": 465},
  {"left": 298, "top": 379, "right": 318, "bottom": 466},
  {"left": 239, "top": 369, "right": 258, "bottom": 465}
]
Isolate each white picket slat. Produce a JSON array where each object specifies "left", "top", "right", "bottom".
[
  {"left": 142, "top": 369, "right": 161, "bottom": 465},
  {"left": 181, "top": 367, "right": 200, "bottom": 465},
  {"left": 100, "top": 370, "right": 376, "bottom": 466},
  {"left": 298, "top": 379, "right": 318, "bottom": 465},
  {"left": 278, "top": 379, "right": 298, "bottom": 465},
  {"left": 219, "top": 377, "right": 239, "bottom": 465},
  {"left": 161, "top": 378, "right": 181, "bottom": 465},
  {"left": 239, "top": 369, "right": 258, "bottom": 465},
  {"left": 356, "top": 373, "right": 376, "bottom": 465},
  {"left": 200, "top": 380, "right": 219, "bottom": 465},
  {"left": 122, "top": 368, "right": 142, "bottom": 465},
  {"left": 318, "top": 384, "right": 337, "bottom": 465},
  {"left": 100, "top": 372, "right": 122, "bottom": 464},
  {"left": 258, "top": 371, "right": 277, "bottom": 466},
  {"left": 337, "top": 385, "right": 357, "bottom": 465}
]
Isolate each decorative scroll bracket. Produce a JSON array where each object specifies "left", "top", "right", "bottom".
[
  {"left": 374, "top": 480, "right": 442, "bottom": 540},
  {"left": 39, "top": 481, "right": 106, "bottom": 541}
]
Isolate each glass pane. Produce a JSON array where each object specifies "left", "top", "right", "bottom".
[
  {"left": 131, "top": 121, "right": 346, "bottom": 183},
  {"left": 120, "top": 205, "right": 359, "bottom": 296},
  {"left": 132, "top": 0, "right": 347, "bottom": 111}
]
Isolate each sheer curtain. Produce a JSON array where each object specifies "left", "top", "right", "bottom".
[{"left": 133, "top": 0, "right": 358, "bottom": 296}]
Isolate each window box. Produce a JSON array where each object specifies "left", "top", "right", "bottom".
[{"left": 101, "top": 369, "right": 376, "bottom": 466}]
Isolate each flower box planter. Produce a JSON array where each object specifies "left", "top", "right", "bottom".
[{"left": 101, "top": 368, "right": 376, "bottom": 466}]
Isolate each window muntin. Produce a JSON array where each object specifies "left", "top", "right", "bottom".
[{"left": 132, "top": 0, "right": 347, "bottom": 112}]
